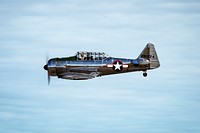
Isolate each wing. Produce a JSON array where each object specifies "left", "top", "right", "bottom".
[{"left": 58, "top": 67, "right": 100, "bottom": 80}]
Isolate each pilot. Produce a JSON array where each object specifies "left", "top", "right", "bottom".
[
  {"left": 81, "top": 52, "right": 85, "bottom": 60},
  {"left": 90, "top": 55, "right": 93, "bottom": 60},
  {"left": 87, "top": 52, "right": 90, "bottom": 60}
]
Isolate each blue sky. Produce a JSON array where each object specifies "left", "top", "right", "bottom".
[{"left": 0, "top": 0, "right": 200, "bottom": 133}]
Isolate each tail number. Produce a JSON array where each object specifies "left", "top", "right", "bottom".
[{"left": 141, "top": 55, "right": 155, "bottom": 59}]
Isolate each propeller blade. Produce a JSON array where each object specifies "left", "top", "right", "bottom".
[
  {"left": 48, "top": 73, "right": 50, "bottom": 85},
  {"left": 45, "top": 53, "right": 50, "bottom": 85},
  {"left": 46, "top": 53, "right": 49, "bottom": 64}
]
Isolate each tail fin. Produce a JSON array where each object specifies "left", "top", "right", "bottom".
[{"left": 138, "top": 43, "right": 160, "bottom": 69}]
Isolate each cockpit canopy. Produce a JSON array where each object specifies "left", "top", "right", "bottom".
[{"left": 76, "top": 51, "right": 109, "bottom": 61}]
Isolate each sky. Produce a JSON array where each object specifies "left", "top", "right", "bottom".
[{"left": 0, "top": 0, "right": 200, "bottom": 133}]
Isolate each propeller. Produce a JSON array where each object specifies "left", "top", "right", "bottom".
[{"left": 44, "top": 53, "right": 50, "bottom": 85}]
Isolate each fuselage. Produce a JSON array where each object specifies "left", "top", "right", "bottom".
[
  {"left": 46, "top": 56, "right": 150, "bottom": 78},
  {"left": 43, "top": 43, "right": 160, "bottom": 81}
]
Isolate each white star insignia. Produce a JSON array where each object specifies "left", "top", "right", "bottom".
[{"left": 114, "top": 61, "right": 122, "bottom": 70}]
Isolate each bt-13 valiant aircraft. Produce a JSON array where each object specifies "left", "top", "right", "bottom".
[{"left": 43, "top": 43, "right": 160, "bottom": 84}]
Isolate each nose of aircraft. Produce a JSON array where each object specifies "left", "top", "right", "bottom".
[{"left": 43, "top": 64, "right": 48, "bottom": 70}]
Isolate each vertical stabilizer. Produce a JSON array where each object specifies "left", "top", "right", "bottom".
[{"left": 138, "top": 43, "right": 160, "bottom": 69}]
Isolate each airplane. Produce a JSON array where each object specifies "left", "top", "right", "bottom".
[{"left": 43, "top": 43, "right": 160, "bottom": 84}]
